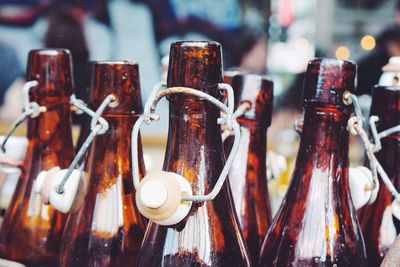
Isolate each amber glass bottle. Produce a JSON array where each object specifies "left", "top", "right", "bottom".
[
  {"left": 224, "top": 73, "right": 273, "bottom": 265},
  {"left": 137, "top": 41, "right": 250, "bottom": 267},
  {"left": 0, "top": 49, "right": 75, "bottom": 266},
  {"left": 357, "top": 85, "right": 400, "bottom": 266},
  {"left": 258, "top": 58, "right": 368, "bottom": 267},
  {"left": 59, "top": 61, "right": 146, "bottom": 267}
]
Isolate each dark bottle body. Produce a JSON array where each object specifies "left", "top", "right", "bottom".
[
  {"left": 138, "top": 41, "right": 250, "bottom": 267},
  {"left": 357, "top": 86, "right": 400, "bottom": 266},
  {"left": 224, "top": 74, "right": 273, "bottom": 265},
  {"left": 259, "top": 58, "right": 367, "bottom": 267},
  {"left": 0, "top": 49, "right": 75, "bottom": 266},
  {"left": 59, "top": 61, "right": 147, "bottom": 267}
]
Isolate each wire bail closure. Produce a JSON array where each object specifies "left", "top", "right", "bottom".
[
  {"left": 131, "top": 82, "right": 241, "bottom": 203},
  {"left": 55, "top": 94, "right": 116, "bottom": 194},
  {"left": 32, "top": 94, "right": 116, "bottom": 213},
  {"left": 221, "top": 101, "right": 251, "bottom": 141},
  {"left": 1, "top": 80, "right": 46, "bottom": 152},
  {"left": 343, "top": 91, "right": 400, "bottom": 205},
  {"left": 369, "top": 116, "right": 400, "bottom": 153}
]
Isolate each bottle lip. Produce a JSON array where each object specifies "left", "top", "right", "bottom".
[
  {"left": 87, "top": 60, "right": 142, "bottom": 114},
  {"left": 172, "top": 40, "right": 221, "bottom": 48},
  {"left": 89, "top": 60, "right": 138, "bottom": 66},
  {"left": 27, "top": 48, "right": 74, "bottom": 99},
  {"left": 302, "top": 57, "right": 356, "bottom": 107},
  {"left": 228, "top": 72, "right": 273, "bottom": 124},
  {"left": 306, "top": 58, "right": 357, "bottom": 75},
  {"left": 167, "top": 40, "right": 223, "bottom": 97},
  {"left": 30, "top": 48, "right": 71, "bottom": 56}
]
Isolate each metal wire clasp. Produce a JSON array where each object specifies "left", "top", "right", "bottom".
[
  {"left": 131, "top": 82, "right": 241, "bottom": 202},
  {"left": 1, "top": 81, "right": 46, "bottom": 152},
  {"left": 55, "top": 94, "right": 116, "bottom": 194},
  {"left": 221, "top": 101, "right": 251, "bottom": 141},
  {"left": 343, "top": 91, "right": 400, "bottom": 203},
  {"left": 369, "top": 116, "right": 400, "bottom": 153}
]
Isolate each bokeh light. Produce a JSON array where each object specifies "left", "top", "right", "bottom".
[
  {"left": 360, "top": 35, "right": 376, "bottom": 51},
  {"left": 335, "top": 46, "right": 350, "bottom": 60}
]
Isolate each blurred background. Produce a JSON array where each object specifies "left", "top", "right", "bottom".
[{"left": 0, "top": 0, "right": 399, "bottom": 212}]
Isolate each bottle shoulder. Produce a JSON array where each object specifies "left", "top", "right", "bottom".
[{"left": 259, "top": 171, "right": 366, "bottom": 266}]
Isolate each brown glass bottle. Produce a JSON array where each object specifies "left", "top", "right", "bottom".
[
  {"left": 357, "top": 85, "right": 400, "bottom": 266},
  {"left": 224, "top": 73, "right": 273, "bottom": 265},
  {"left": 137, "top": 41, "right": 251, "bottom": 267},
  {"left": 0, "top": 49, "right": 75, "bottom": 266},
  {"left": 258, "top": 58, "right": 368, "bottom": 267},
  {"left": 59, "top": 61, "right": 147, "bottom": 267}
]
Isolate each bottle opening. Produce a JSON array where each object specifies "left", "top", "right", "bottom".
[{"left": 302, "top": 58, "right": 356, "bottom": 108}]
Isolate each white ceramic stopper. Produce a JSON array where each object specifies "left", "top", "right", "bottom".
[
  {"left": 154, "top": 172, "right": 192, "bottom": 226},
  {"left": 388, "top": 56, "right": 400, "bottom": 66},
  {"left": 34, "top": 170, "right": 48, "bottom": 194},
  {"left": 380, "top": 56, "right": 400, "bottom": 86},
  {"left": 140, "top": 179, "right": 168, "bottom": 209},
  {"left": 136, "top": 171, "right": 193, "bottom": 226},
  {"left": 34, "top": 167, "right": 61, "bottom": 204},
  {"left": 49, "top": 169, "right": 81, "bottom": 213},
  {"left": 349, "top": 166, "right": 378, "bottom": 210}
]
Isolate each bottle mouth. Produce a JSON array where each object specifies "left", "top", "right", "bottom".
[
  {"left": 31, "top": 48, "right": 71, "bottom": 56},
  {"left": 302, "top": 58, "right": 356, "bottom": 107},
  {"left": 87, "top": 61, "right": 142, "bottom": 114},
  {"left": 228, "top": 73, "right": 273, "bottom": 123},
  {"left": 27, "top": 49, "right": 74, "bottom": 97},
  {"left": 169, "top": 40, "right": 222, "bottom": 59},
  {"left": 167, "top": 41, "right": 223, "bottom": 94},
  {"left": 172, "top": 40, "right": 221, "bottom": 48},
  {"left": 89, "top": 60, "right": 137, "bottom": 66}
]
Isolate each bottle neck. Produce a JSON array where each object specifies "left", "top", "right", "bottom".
[
  {"left": 370, "top": 87, "right": 400, "bottom": 138},
  {"left": 26, "top": 99, "right": 74, "bottom": 170},
  {"left": 79, "top": 114, "right": 145, "bottom": 237},
  {"left": 237, "top": 117, "right": 267, "bottom": 136},
  {"left": 236, "top": 118, "right": 267, "bottom": 162},
  {"left": 369, "top": 87, "right": 400, "bottom": 187},
  {"left": 163, "top": 96, "right": 224, "bottom": 194},
  {"left": 295, "top": 106, "right": 350, "bottom": 182},
  {"left": 88, "top": 115, "right": 143, "bottom": 189}
]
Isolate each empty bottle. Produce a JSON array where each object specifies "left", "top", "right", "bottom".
[
  {"left": 358, "top": 81, "right": 400, "bottom": 266},
  {"left": 224, "top": 73, "right": 273, "bottom": 265},
  {"left": 59, "top": 61, "right": 147, "bottom": 266},
  {"left": 258, "top": 58, "right": 368, "bottom": 267},
  {"left": 0, "top": 49, "right": 75, "bottom": 266},
  {"left": 137, "top": 41, "right": 251, "bottom": 267}
]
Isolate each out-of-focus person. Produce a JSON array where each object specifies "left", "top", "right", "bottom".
[
  {"left": 44, "top": 4, "right": 90, "bottom": 122},
  {"left": 0, "top": 41, "right": 25, "bottom": 122},
  {"left": 358, "top": 24, "right": 400, "bottom": 95},
  {"left": 236, "top": 27, "right": 268, "bottom": 73},
  {"left": 136, "top": 0, "right": 268, "bottom": 72}
]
